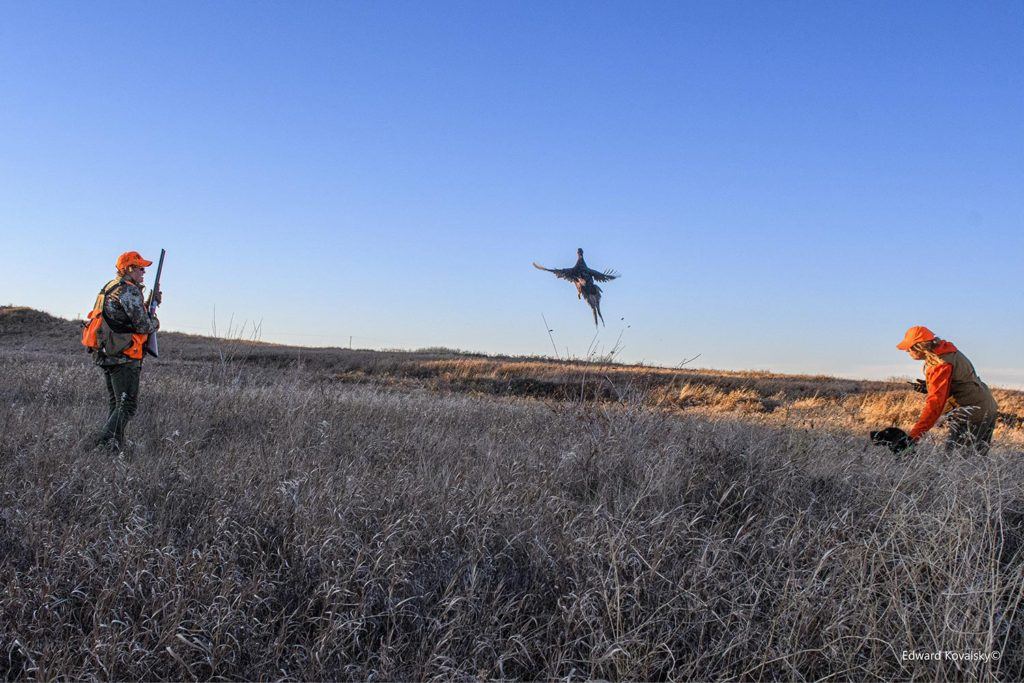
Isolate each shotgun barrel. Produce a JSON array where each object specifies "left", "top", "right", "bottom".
[{"left": 144, "top": 249, "right": 166, "bottom": 358}]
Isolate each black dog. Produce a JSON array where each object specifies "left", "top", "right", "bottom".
[{"left": 870, "top": 427, "right": 913, "bottom": 454}]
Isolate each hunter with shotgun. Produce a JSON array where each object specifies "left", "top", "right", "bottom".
[{"left": 81, "top": 249, "right": 165, "bottom": 452}]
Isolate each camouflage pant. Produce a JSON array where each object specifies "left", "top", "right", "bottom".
[
  {"left": 98, "top": 362, "right": 141, "bottom": 446},
  {"left": 946, "top": 415, "right": 997, "bottom": 455}
]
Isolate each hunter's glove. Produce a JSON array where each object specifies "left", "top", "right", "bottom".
[{"left": 907, "top": 379, "right": 928, "bottom": 394}]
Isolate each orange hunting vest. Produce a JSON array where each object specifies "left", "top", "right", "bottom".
[{"left": 81, "top": 279, "right": 149, "bottom": 359}]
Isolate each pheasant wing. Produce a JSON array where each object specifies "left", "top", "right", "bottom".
[
  {"left": 588, "top": 268, "right": 619, "bottom": 282},
  {"left": 533, "top": 262, "right": 577, "bottom": 282}
]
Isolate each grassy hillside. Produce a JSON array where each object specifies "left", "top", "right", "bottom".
[
  {"left": 2, "top": 305, "right": 1023, "bottom": 679},
  {"left": 5, "top": 306, "right": 1021, "bottom": 442}
]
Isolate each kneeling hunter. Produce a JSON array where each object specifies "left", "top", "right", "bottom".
[{"left": 897, "top": 326, "right": 999, "bottom": 454}]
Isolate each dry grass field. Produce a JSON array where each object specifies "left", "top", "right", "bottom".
[{"left": 2, "top": 305, "right": 1024, "bottom": 679}]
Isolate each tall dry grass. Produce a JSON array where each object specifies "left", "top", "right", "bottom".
[
  {"left": 0, "top": 351, "right": 1022, "bottom": 679},
  {"left": 2, "top": 306, "right": 1024, "bottom": 678}
]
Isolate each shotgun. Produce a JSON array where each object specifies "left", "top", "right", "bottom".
[{"left": 144, "top": 249, "right": 166, "bottom": 358}]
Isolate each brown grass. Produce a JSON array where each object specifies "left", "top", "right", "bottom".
[{"left": 2, "top": 306, "right": 1024, "bottom": 679}]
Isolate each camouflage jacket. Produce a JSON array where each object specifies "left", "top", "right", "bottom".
[{"left": 96, "top": 278, "right": 160, "bottom": 366}]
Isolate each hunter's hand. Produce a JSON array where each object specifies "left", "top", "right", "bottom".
[
  {"left": 153, "top": 289, "right": 163, "bottom": 306},
  {"left": 907, "top": 379, "right": 927, "bottom": 394}
]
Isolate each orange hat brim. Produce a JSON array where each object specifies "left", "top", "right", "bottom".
[{"left": 897, "top": 326, "right": 935, "bottom": 350}]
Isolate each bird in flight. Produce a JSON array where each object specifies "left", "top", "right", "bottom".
[{"left": 533, "top": 248, "right": 620, "bottom": 326}]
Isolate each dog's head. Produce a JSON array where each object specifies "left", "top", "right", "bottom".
[{"left": 870, "top": 427, "right": 913, "bottom": 453}]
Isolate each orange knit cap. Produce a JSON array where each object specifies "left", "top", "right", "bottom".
[
  {"left": 116, "top": 251, "right": 153, "bottom": 273},
  {"left": 896, "top": 325, "right": 936, "bottom": 351}
]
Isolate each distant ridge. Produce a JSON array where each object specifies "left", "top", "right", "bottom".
[
  {"left": 0, "top": 306, "right": 910, "bottom": 390},
  {"left": 2, "top": 306, "right": 1022, "bottom": 427},
  {"left": 3, "top": 306, "right": 1022, "bottom": 397},
  {"left": 0, "top": 305, "right": 81, "bottom": 340},
  {"left": 0, "top": 305, "right": 283, "bottom": 356}
]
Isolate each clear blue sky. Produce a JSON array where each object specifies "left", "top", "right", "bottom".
[{"left": 2, "top": 1, "right": 1022, "bottom": 387}]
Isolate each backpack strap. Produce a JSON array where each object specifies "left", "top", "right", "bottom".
[
  {"left": 101, "top": 279, "right": 123, "bottom": 296},
  {"left": 99, "top": 278, "right": 135, "bottom": 334},
  {"left": 89, "top": 279, "right": 121, "bottom": 316}
]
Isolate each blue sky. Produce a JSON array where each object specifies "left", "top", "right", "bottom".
[{"left": 2, "top": 1, "right": 1022, "bottom": 387}]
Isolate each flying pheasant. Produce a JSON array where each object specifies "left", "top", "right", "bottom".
[{"left": 533, "top": 248, "right": 620, "bottom": 326}]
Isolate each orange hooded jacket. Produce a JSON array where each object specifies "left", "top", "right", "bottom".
[{"left": 909, "top": 340, "right": 957, "bottom": 440}]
